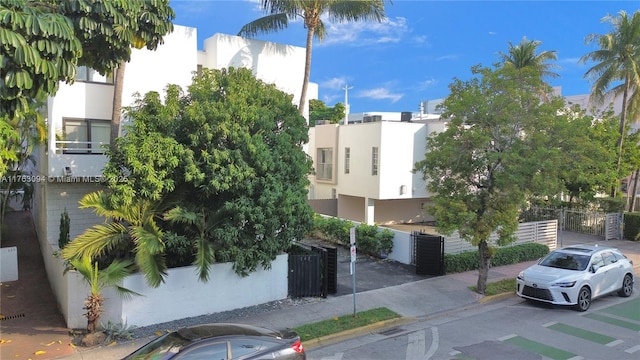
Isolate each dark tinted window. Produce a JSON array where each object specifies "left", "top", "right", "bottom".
[
  {"left": 124, "top": 333, "right": 190, "bottom": 359},
  {"left": 230, "top": 338, "right": 266, "bottom": 358},
  {"left": 178, "top": 342, "right": 228, "bottom": 360},
  {"left": 540, "top": 251, "right": 590, "bottom": 270}
]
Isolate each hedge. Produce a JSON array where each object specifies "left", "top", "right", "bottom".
[
  {"left": 444, "top": 242, "right": 550, "bottom": 274},
  {"left": 623, "top": 213, "right": 640, "bottom": 241}
]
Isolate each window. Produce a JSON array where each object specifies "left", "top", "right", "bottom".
[
  {"left": 62, "top": 118, "right": 110, "bottom": 154},
  {"left": 230, "top": 339, "right": 265, "bottom": 358},
  {"left": 179, "top": 341, "right": 228, "bottom": 360},
  {"left": 317, "top": 148, "right": 333, "bottom": 180},
  {"left": 344, "top": 147, "right": 350, "bottom": 174},
  {"left": 75, "top": 66, "right": 113, "bottom": 84},
  {"left": 371, "top": 147, "right": 379, "bottom": 175}
]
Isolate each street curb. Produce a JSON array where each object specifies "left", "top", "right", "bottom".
[
  {"left": 478, "top": 291, "right": 516, "bottom": 304},
  {"left": 302, "top": 317, "right": 416, "bottom": 350}
]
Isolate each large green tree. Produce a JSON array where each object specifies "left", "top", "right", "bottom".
[
  {"left": 0, "top": 0, "right": 175, "bottom": 145},
  {"left": 0, "top": 0, "right": 81, "bottom": 118},
  {"left": 56, "top": 0, "right": 175, "bottom": 144},
  {"left": 64, "top": 68, "right": 314, "bottom": 285},
  {"left": 238, "top": 0, "right": 388, "bottom": 118},
  {"left": 580, "top": 10, "right": 640, "bottom": 205},
  {"left": 555, "top": 107, "right": 640, "bottom": 203},
  {"left": 414, "top": 65, "right": 568, "bottom": 294}
]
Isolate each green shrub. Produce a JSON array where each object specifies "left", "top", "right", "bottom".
[
  {"left": 444, "top": 242, "right": 549, "bottom": 274},
  {"left": 355, "top": 224, "right": 379, "bottom": 255},
  {"left": 377, "top": 228, "right": 394, "bottom": 255},
  {"left": 58, "top": 208, "right": 70, "bottom": 249},
  {"left": 310, "top": 215, "right": 395, "bottom": 256},
  {"left": 163, "top": 232, "right": 195, "bottom": 268},
  {"left": 312, "top": 215, "right": 353, "bottom": 245},
  {"left": 623, "top": 213, "right": 640, "bottom": 241}
]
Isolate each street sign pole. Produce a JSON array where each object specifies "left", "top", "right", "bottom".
[{"left": 350, "top": 227, "right": 356, "bottom": 316}]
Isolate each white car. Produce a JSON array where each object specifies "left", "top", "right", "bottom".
[{"left": 516, "top": 244, "right": 634, "bottom": 311}]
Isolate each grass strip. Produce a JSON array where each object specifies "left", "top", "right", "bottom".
[
  {"left": 293, "top": 307, "right": 400, "bottom": 341},
  {"left": 469, "top": 278, "right": 516, "bottom": 296}
]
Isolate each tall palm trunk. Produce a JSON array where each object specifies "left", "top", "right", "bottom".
[
  {"left": 611, "top": 78, "right": 630, "bottom": 199},
  {"left": 110, "top": 60, "right": 126, "bottom": 147},
  {"left": 629, "top": 168, "right": 639, "bottom": 212},
  {"left": 298, "top": 26, "right": 315, "bottom": 119}
]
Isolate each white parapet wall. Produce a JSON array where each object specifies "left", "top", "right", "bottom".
[{"left": 42, "top": 245, "right": 289, "bottom": 329}]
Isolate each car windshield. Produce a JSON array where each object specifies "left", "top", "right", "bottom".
[
  {"left": 539, "top": 251, "right": 591, "bottom": 271},
  {"left": 123, "top": 332, "right": 191, "bottom": 360}
]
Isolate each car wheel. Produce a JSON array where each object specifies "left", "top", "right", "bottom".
[
  {"left": 618, "top": 274, "right": 633, "bottom": 297},
  {"left": 574, "top": 286, "right": 591, "bottom": 312}
]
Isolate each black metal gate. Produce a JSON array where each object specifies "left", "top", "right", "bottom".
[
  {"left": 412, "top": 232, "right": 445, "bottom": 276},
  {"left": 288, "top": 243, "right": 338, "bottom": 298}
]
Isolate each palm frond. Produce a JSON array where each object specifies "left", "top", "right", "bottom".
[
  {"left": 193, "top": 238, "right": 215, "bottom": 283},
  {"left": 163, "top": 206, "right": 198, "bottom": 225},
  {"left": 78, "top": 191, "right": 122, "bottom": 220},
  {"left": 135, "top": 250, "right": 167, "bottom": 288},
  {"left": 61, "top": 223, "right": 128, "bottom": 260},
  {"left": 327, "top": 0, "right": 387, "bottom": 23},
  {"left": 238, "top": 13, "right": 289, "bottom": 38}
]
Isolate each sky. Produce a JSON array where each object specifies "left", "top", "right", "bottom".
[{"left": 171, "top": 0, "right": 638, "bottom": 114}]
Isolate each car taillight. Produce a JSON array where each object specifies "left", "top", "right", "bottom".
[{"left": 291, "top": 339, "right": 305, "bottom": 354}]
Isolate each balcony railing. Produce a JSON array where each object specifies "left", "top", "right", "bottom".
[{"left": 55, "top": 141, "right": 108, "bottom": 155}]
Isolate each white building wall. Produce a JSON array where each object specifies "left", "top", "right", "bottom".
[
  {"left": 336, "top": 122, "right": 382, "bottom": 199},
  {"left": 200, "top": 33, "right": 318, "bottom": 120},
  {"left": 378, "top": 121, "right": 429, "bottom": 200},
  {"left": 46, "top": 25, "right": 198, "bottom": 178},
  {"left": 44, "top": 182, "right": 104, "bottom": 246},
  {"left": 122, "top": 25, "right": 198, "bottom": 104}
]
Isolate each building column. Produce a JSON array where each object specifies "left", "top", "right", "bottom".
[{"left": 365, "top": 197, "right": 375, "bottom": 225}]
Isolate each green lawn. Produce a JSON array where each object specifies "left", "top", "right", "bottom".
[
  {"left": 469, "top": 278, "right": 516, "bottom": 296},
  {"left": 293, "top": 307, "right": 400, "bottom": 341}
]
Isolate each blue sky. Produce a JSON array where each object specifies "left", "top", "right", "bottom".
[{"left": 171, "top": 0, "right": 638, "bottom": 113}]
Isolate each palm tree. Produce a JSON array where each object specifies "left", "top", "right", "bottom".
[
  {"left": 61, "top": 191, "right": 169, "bottom": 287},
  {"left": 499, "top": 36, "right": 560, "bottom": 79},
  {"left": 238, "top": 0, "right": 389, "bottom": 118},
  {"left": 67, "top": 255, "right": 139, "bottom": 333},
  {"left": 580, "top": 10, "right": 640, "bottom": 204}
]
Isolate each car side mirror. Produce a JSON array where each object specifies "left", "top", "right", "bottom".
[{"left": 590, "top": 265, "right": 599, "bottom": 273}]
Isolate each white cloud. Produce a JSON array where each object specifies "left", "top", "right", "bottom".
[
  {"left": 356, "top": 88, "right": 403, "bottom": 103},
  {"left": 320, "top": 77, "right": 349, "bottom": 90},
  {"left": 417, "top": 78, "right": 437, "bottom": 91},
  {"left": 322, "top": 94, "right": 341, "bottom": 104},
  {"left": 318, "top": 16, "right": 410, "bottom": 47},
  {"left": 413, "top": 35, "right": 430, "bottom": 46},
  {"left": 489, "top": 31, "right": 497, "bottom": 36},
  {"left": 435, "top": 54, "right": 458, "bottom": 61}
]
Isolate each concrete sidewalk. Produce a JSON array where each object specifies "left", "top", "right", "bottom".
[{"left": 58, "top": 231, "right": 639, "bottom": 360}]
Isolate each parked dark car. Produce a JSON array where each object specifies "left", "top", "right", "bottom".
[{"left": 123, "top": 323, "right": 306, "bottom": 360}]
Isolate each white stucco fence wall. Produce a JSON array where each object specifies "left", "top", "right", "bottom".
[{"left": 41, "top": 246, "right": 288, "bottom": 329}]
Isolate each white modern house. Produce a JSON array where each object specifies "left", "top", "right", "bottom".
[
  {"left": 26, "top": 25, "right": 318, "bottom": 328},
  {"left": 308, "top": 111, "right": 446, "bottom": 225},
  {"left": 307, "top": 87, "right": 638, "bottom": 224}
]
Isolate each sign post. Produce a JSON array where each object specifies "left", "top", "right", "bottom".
[{"left": 350, "top": 226, "right": 356, "bottom": 316}]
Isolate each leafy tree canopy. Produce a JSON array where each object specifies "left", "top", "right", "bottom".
[
  {"left": 414, "top": 64, "right": 570, "bottom": 293},
  {"left": 309, "top": 99, "right": 346, "bottom": 125},
  {"left": 65, "top": 68, "right": 315, "bottom": 284},
  {"left": 0, "top": 0, "right": 174, "bottom": 117}
]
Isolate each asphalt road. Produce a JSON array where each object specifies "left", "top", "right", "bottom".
[{"left": 307, "top": 283, "right": 640, "bottom": 360}]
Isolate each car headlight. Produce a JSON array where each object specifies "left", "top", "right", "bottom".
[
  {"left": 517, "top": 271, "right": 524, "bottom": 280},
  {"left": 552, "top": 281, "right": 576, "bottom": 288}
]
